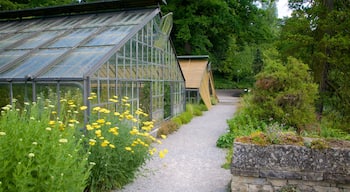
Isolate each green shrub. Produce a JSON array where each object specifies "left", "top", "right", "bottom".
[
  {"left": 179, "top": 111, "right": 193, "bottom": 124},
  {"left": 156, "top": 120, "right": 180, "bottom": 138},
  {"left": 252, "top": 56, "right": 319, "bottom": 133},
  {"left": 0, "top": 98, "right": 89, "bottom": 192},
  {"left": 171, "top": 116, "right": 183, "bottom": 127}
]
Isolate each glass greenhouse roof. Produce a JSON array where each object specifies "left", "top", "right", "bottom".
[{"left": 0, "top": 8, "right": 158, "bottom": 81}]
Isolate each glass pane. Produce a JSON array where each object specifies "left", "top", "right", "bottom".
[
  {"left": 0, "top": 49, "right": 67, "bottom": 79},
  {"left": 22, "top": 18, "right": 59, "bottom": 32},
  {"left": 0, "top": 50, "right": 29, "bottom": 68},
  {"left": 0, "top": 32, "right": 33, "bottom": 48},
  {"left": 50, "top": 17, "right": 83, "bottom": 30},
  {"left": 14, "top": 31, "right": 61, "bottom": 49},
  {"left": 48, "top": 28, "right": 97, "bottom": 48},
  {"left": 79, "top": 14, "right": 115, "bottom": 28},
  {"left": 40, "top": 46, "right": 113, "bottom": 79},
  {"left": 85, "top": 26, "right": 133, "bottom": 46}
]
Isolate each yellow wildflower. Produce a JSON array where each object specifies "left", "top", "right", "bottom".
[
  {"left": 89, "top": 139, "right": 96, "bottom": 146},
  {"left": 80, "top": 106, "right": 88, "bottom": 111},
  {"left": 101, "top": 140, "right": 110, "bottom": 147},
  {"left": 106, "top": 121, "right": 112, "bottom": 125},
  {"left": 49, "top": 120, "right": 56, "bottom": 125},
  {"left": 129, "top": 129, "right": 139, "bottom": 135},
  {"left": 109, "top": 144, "right": 116, "bottom": 148},
  {"left": 108, "top": 98, "right": 118, "bottom": 103},
  {"left": 0, "top": 132, "right": 6, "bottom": 136},
  {"left": 95, "top": 130, "right": 102, "bottom": 137},
  {"left": 125, "top": 147, "right": 132, "bottom": 151},
  {"left": 86, "top": 124, "right": 93, "bottom": 130},
  {"left": 159, "top": 149, "right": 168, "bottom": 159},
  {"left": 114, "top": 112, "right": 120, "bottom": 116},
  {"left": 96, "top": 119, "right": 105, "bottom": 125},
  {"left": 160, "top": 135, "right": 167, "bottom": 139},
  {"left": 92, "top": 107, "right": 101, "bottom": 111},
  {"left": 88, "top": 96, "right": 94, "bottom": 100},
  {"left": 108, "top": 127, "right": 119, "bottom": 135}
]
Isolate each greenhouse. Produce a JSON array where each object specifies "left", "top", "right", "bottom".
[{"left": 0, "top": 0, "right": 186, "bottom": 124}]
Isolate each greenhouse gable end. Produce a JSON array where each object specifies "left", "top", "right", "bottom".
[{"left": 0, "top": 0, "right": 185, "bottom": 124}]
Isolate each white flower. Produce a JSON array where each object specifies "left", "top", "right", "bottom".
[
  {"left": 46, "top": 127, "right": 52, "bottom": 131},
  {"left": 32, "top": 142, "right": 38, "bottom": 145},
  {"left": 89, "top": 162, "right": 96, "bottom": 166},
  {"left": 28, "top": 153, "right": 35, "bottom": 158},
  {"left": 0, "top": 132, "right": 6, "bottom": 136},
  {"left": 59, "top": 138, "right": 68, "bottom": 143}
]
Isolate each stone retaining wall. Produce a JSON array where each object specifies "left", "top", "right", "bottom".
[{"left": 231, "top": 142, "right": 350, "bottom": 192}]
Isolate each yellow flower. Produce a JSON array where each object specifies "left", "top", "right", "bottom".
[
  {"left": 92, "top": 107, "right": 101, "bottom": 111},
  {"left": 124, "top": 103, "right": 130, "bottom": 107},
  {"left": 96, "top": 119, "right": 105, "bottom": 125},
  {"left": 129, "top": 129, "right": 139, "bottom": 135},
  {"left": 108, "top": 127, "right": 119, "bottom": 135},
  {"left": 123, "top": 96, "right": 129, "bottom": 100},
  {"left": 125, "top": 147, "right": 132, "bottom": 151},
  {"left": 159, "top": 149, "right": 168, "bottom": 159},
  {"left": 51, "top": 111, "right": 57, "bottom": 115},
  {"left": 88, "top": 96, "right": 94, "bottom": 100},
  {"left": 106, "top": 121, "right": 112, "bottom": 125},
  {"left": 160, "top": 135, "right": 167, "bottom": 139},
  {"left": 109, "top": 144, "right": 116, "bottom": 148},
  {"left": 45, "top": 127, "right": 52, "bottom": 131},
  {"left": 80, "top": 106, "right": 88, "bottom": 111},
  {"left": 86, "top": 124, "right": 93, "bottom": 130},
  {"left": 108, "top": 98, "right": 118, "bottom": 103},
  {"left": 95, "top": 130, "right": 102, "bottom": 137},
  {"left": 113, "top": 95, "right": 118, "bottom": 99},
  {"left": 89, "top": 139, "right": 96, "bottom": 146},
  {"left": 0, "top": 132, "right": 6, "bottom": 136},
  {"left": 49, "top": 120, "right": 56, "bottom": 125},
  {"left": 101, "top": 140, "right": 110, "bottom": 147},
  {"left": 149, "top": 148, "right": 157, "bottom": 155},
  {"left": 114, "top": 112, "right": 120, "bottom": 116}
]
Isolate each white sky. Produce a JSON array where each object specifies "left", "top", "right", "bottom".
[{"left": 276, "top": 0, "right": 292, "bottom": 18}]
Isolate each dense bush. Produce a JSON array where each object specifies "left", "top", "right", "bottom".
[{"left": 251, "top": 56, "right": 319, "bottom": 133}]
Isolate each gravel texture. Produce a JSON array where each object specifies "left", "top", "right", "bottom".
[{"left": 115, "top": 90, "right": 239, "bottom": 192}]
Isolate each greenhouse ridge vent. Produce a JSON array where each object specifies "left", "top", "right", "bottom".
[{"left": 0, "top": 0, "right": 186, "bottom": 126}]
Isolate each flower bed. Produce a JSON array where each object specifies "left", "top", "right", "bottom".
[{"left": 231, "top": 141, "right": 350, "bottom": 191}]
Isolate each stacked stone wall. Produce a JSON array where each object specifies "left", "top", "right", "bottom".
[{"left": 231, "top": 142, "right": 350, "bottom": 192}]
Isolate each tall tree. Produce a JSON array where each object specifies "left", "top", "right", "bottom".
[{"left": 279, "top": 0, "right": 350, "bottom": 131}]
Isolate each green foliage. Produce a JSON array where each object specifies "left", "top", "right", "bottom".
[
  {"left": 0, "top": 99, "right": 89, "bottom": 192},
  {"left": 252, "top": 54, "right": 319, "bottom": 133},
  {"left": 216, "top": 97, "right": 267, "bottom": 148}
]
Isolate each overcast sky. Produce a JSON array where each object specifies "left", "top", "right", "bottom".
[{"left": 276, "top": 0, "right": 292, "bottom": 18}]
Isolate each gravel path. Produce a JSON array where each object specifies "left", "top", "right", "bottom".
[{"left": 115, "top": 90, "right": 239, "bottom": 192}]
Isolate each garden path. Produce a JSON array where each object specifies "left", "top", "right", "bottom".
[{"left": 115, "top": 90, "right": 239, "bottom": 192}]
